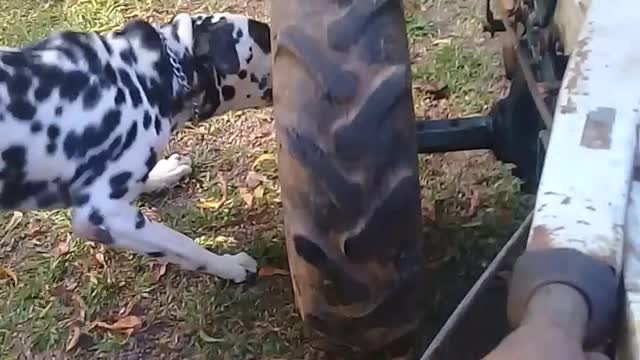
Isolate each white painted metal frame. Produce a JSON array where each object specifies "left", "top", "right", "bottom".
[{"left": 538, "top": 0, "right": 640, "bottom": 357}]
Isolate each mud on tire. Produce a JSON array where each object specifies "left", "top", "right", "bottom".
[{"left": 270, "top": 0, "right": 426, "bottom": 355}]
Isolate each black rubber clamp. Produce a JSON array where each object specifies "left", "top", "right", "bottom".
[{"left": 507, "top": 247, "right": 618, "bottom": 348}]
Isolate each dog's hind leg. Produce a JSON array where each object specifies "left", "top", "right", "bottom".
[{"left": 71, "top": 199, "right": 257, "bottom": 283}]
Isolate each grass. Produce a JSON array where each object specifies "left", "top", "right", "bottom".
[{"left": 0, "top": 0, "right": 531, "bottom": 358}]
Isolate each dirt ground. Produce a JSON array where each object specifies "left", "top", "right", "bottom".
[{"left": 0, "top": 0, "right": 532, "bottom": 359}]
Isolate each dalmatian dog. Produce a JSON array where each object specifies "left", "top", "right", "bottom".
[{"left": 0, "top": 13, "right": 273, "bottom": 283}]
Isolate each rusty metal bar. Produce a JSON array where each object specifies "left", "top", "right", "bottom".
[{"left": 419, "top": 212, "right": 533, "bottom": 359}]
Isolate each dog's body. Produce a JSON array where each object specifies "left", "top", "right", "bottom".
[{"left": 0, "top": 13, "right": 272, "bottom": 282}]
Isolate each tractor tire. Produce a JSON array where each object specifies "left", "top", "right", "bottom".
[{"left": 270, "top": 0, "right": 426, "bottom": 355}]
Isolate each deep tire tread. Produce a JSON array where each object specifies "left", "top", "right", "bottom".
[{"left": 271, "top": 0, "right": 424, "bottom": 354}]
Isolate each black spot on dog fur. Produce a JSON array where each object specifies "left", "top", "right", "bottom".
[
  {"left": 30, "top": 121, "right": 43, "bottom": 133},
  {"left": 248, "top": 19, "right": 271, "bottom": 54},
  {"left": 8, "top": 100, "right": 36, "bottom": 121},
  {"left": 63, "top": 108, "right": 121, "bottom": 159},
  {"left": 104, "top": 63, "right": 118, "bottom": 84},
  {"left": 68, "top": 135, "right": 122, "bottom": 188},
  {"left": 36, "top": 192, "right": 61, "bottom": 208},
  {"left": 32, "top": 64, "right": 64, "bottom": 102},
  {"left": 55, "top": 106, "right": 64, "bottom": 116},
  {"left": 238, "top": 69, "right": 247, "bottom": 79},
  {"left": 139, "top": 147, "right": 157, "bottom": 183},
  {"left": 99, "top": 37, "right": 113, "bottom": 55},
  {"left": 89, "top": 208, "right": 104, "bottom": 225},
  {"left": 46, "top": 125, "right": 61, "bottom": 154},
  {"left": 114, "top": 121, "right": 137, "bottom": 160},
  {"left": 109, "top": 171, "right": 132, "bottom": 199},
  {"left": 146, "top": 251, "right": 165, "bottom": 258},
  {"left": 135, "top": 210, "right": 146, "bottom": 229},
  {"left": 119, "top": 47, "right": 138, "bottom": 66},
  {"left": 71, "top": 193, "right": 90, "bottom": 206},
  {"left": 60, "top": 71, "right": 90, "bottom": 102},
  {"left": 261, "top": 88, "right": 272, "bottom": 102},
  {"left": 82, "top": 82, "right": 101, "bottom": 110},
  {"left": 118, "top": 19, "right": 163, "bottom": 51},
  {"left": 7, "top": 72, "right": 32, "bottom": 97},
  {"left": 1, "top": 52, "right": 29, "bottom": 68},
  {"left": 114, "top": 88, "right": 126, "bottom": 105},
  {"left": 221, "top": 85, "right": 235, "bottom": 101},
  {"left": 59, "top": 32, "right": 103, "bottom": 74},
  {"left": 117, "top": 69, "right": 142, "bottom": 107},
  {"left": 143, "top": 112, "right": 152, "bottom": 130},
  {"left": 154, "top": 115, "right": 162, "bottom": 135},
  {"left": 0, "top": 146, "right": 48, "bottom": 208},
  {"left": 0, "top": 67, "right": 9, "bottom": 82}
]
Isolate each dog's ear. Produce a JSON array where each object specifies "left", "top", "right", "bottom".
[
  {"left": 192, "top": 16, "right": 271, "bottom": 78},
  {"left": 192, "top": 16, "right": 242, "bottom": 77},
  {"left": 167, "top": 13, "right": 195, "bottom": 51}
]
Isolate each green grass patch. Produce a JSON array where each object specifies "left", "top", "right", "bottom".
[{"left": 414, "top": 41, "right": 501, "bottom": 114}]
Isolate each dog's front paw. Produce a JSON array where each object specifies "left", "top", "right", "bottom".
[
  {"left": 145, "top": 153, "right": 193, "bottom": 192},
  {"left": 221, "top": 252, "right": 259, "bottom": 283}
]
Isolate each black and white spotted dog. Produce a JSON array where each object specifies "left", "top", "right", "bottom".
[{"left": 0, "top": 13, "right": 273, "bottom": 283}]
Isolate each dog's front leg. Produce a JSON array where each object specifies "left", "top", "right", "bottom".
[
  {"left": 142, "top": 153, "right": 193, "bottom": 193},
  {"left": 71, "top": 201, "right": 257, "bottom": 283}
]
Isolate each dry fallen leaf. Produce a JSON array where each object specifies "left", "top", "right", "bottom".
[
  {"left": 433, "top": 37, "right": 453, "bottom": 46},
  {"left": 0, "top": 265, "right": 18, "bottom": 285},
  {"left": 253, "top": 185, "right": 265, "bottom": 200},
  {"left": 239, "top": 188, "right": 254, "bottom": 208},
  {"left": 95, "top": 252, "right": 107, "bottom": 267},
  {"left": 196, "top": 172, "right": 228, "bottom": 209},
  {"left": 1, "top": 211, "right": 23, "bottom": 243},
  {"left": 258, "top": 266, "right": 290, "bottom": 278},
  {"left": 65, "top": 326, "right": 81, "bottom": 352},
  {"left": 252, "top": 153, "right": 276, "bottom": 170},
  {"left": 198, "top": 329, "right": 224, "bottom": 343},
  {"left": 72, "top": 294, "right": 87, "bottom": 321},
  {"left": 55, "top": 235, "right": 71, "bottom": 257},
  {"left": 94, "top": 315, "right": 142, "bottom": 332},
  {"left": 464, "top": 188, "right": 481, "bottom": 217},
  {"left": 152, "top": 263, "right": 168, "bottom": 282},
  {"left": 246, "top": 171, "right": 269, "bottom": 189}
]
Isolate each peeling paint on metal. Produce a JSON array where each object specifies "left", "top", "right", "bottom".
[
  {"left": 529, "top": 225, "right": 555, "bottom": 250},
  {"left": 560, "top": 97, "right": 578, "bottom": 114},
  {"left": 565, "top": 35, "right": 592, "bottom": 95},
  {"left": 580, "top": 107, "right": 616, "bottom": 149}
]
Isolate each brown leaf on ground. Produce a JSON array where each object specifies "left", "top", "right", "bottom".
[
  {"left": 93, "top": 315, "right": 142, "bottom": 333},
  {"left": 464, "top": 188, "right": 481, "bottom": 217},
  {"left": 258, "top": 266, "right": 290, "bottom": 278},
  {"left": 55, "top": 235, "right": 71, "bottom": 257},
  {"left": 72, "top": 294, "right": 87, "bottom": 321},
  {"left": 119, "top": 298, "right": 139, "bottom": 318},
  {"left": 94, "top": 252, "right": 106, "bottom": 267},
  {"left": 197, "top": 172, "right": 228, "bottom": 209},
  {"left": 252, "top": 153, "right": 276, "bottom": 170},
  {"left": 65, "top": 326, "right": 81, "bottom": 352},
  {"left": 0, "top": 265, "right": 18, "bottom": 285},
  {"left": 238, "top": 186, "right": 254, "bottom": 208},
  {"left": 415, "top": 82, "right": 450, "bottom": 100},
  {"left": 152, "top": 263, "right": 167, "bottom": 283}
]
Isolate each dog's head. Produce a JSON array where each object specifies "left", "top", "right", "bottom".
[{"left": 159, "top": 13, "right": 272, "bottom": 124}]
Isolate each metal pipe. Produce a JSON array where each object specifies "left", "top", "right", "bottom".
[
  {"left": 419, "top": 212, "right": 533, "bottom": 359},
  {"left": 416, "top": 116, "right": 494, "bottom": 154}
]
